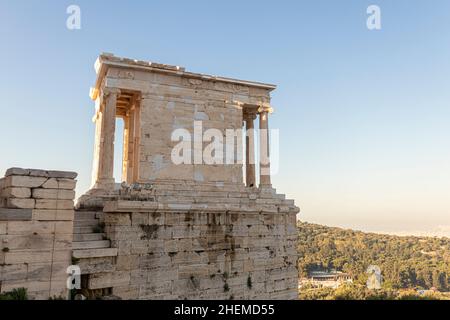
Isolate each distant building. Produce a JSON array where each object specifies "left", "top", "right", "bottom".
[{"left": 299, "top": 271, "right": 353, "bottom": 289}]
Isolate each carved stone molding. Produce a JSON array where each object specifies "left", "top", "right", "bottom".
[{"left": 102, "top": 87, "right": 121, "bottom": 97}]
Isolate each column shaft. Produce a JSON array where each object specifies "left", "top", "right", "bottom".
[
  {"left": 132, "top": 98, "right": 141, "bottom": 183},
  {"left": 126, "top": 108, "right": 136, "bottom": 183},
  {"left": 259, "top": 110, "right": 271, "bottom": 187},
  {"left": 91, "top": 106, "right": 103, "bottom": 188},
  {"left": 245, "top": 114, "right": 256, "bottom": 187},
  {"left": 96, "top": 88, "right": 119, "bottom": 189},
  {"left": 122, "top": 115, "right": 130, "bottom": 182}
]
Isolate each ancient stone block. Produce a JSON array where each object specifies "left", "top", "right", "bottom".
[
  {"left": 49, "top": 261, "right": 73, "bottom": 280},
  {"left": 57, "top": 179, "right": 77, "bottom": 190},
  {"left": 32, "top": 209, "right": 74, "bottom": 221},
  {"left": 0, "top": 264, "right": 28, "bottom": 281},
  {"left": 4, "top": 250, "right": 53, "bottom": 264},
  {"left": 47, "top": 170, "right": 78, "bottom": 179},
  {"left": 3, "top": 175, "right": 47, "bottom": 188},
  {"left": 88, "top": 271, "right": 131, "bottom": 290},
  {"left": 0, "top": 222, "right": 6, "bottom": 234},
  {"left": 5, "top": 220, "right": 55, "bottom": 235},
  {"left": 1, "top": 187, "right": 31, "bottom": 198},
  {"left": 178, "top": 264, "right": 210, "bottom": 279},
  {"left": 54, "top": 221, "right": 74, "bottom": 234},
  {"left": 35, "top": 199, "right": 73, "bottom": 210},
  {"left": 0, "top": 208, "right": 32, "bottom": 221},
  {"left": 139, "top": 280, "right": 172, "bottom": 298},
  {"left": 104, "top": 213, "right": 131, "bottom": 226},
  {"left": 72, "top": 248, "right": 118, "bottom": 259},
  {"left": 7, "top": 198, "right": 35, "bottom": 209},
  {"left": 0, "top": 279, "right": 51, "bottom": 296},
  {"left": 2, "top": 234, "right": 52, "bottom": 250},
  {"left": 115, "top": 254, "right": 139, "bottom": 271},
  {"left": 51, "top": 249, "right": 72, "bottom": 263},
  {"left": 32, "top": 189, "right": 75, "bottom": 200},
  {"left": 109, "top": 285, "right": 139, "bottom": 300},
  {"left": 29, "top": 169, "right": 49, "bottom": 177},
  {"left": 129, "top": 269, "right": 147, "bottom": 284},
  {"left": 26, "top": 263, "right": 52, "bottom": 281},
  {"left": 78, "top": 256, "right": 116, "bottom": 275},
  {"left": 5, "top": 168, "right": 30, "bottom": 176},
  {"left": 41, "top": 178, "right": 58, "bottom": 189}
]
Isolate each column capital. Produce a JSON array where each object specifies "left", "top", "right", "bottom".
[
  {"left": 89, "top": 87, "right": 99, "bottom": 100},
  {"left": 243, "top": 103, "right": 259, "bottom": 120},
  {"left": 102, "top": 87, "right": 121, "bottom": 97},
  {"left": 257, "top": 103, "right": 274, "bottom": 114}
]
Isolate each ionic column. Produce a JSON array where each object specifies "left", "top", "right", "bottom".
[
  {"left": 244, "top": 112, "right": 257, "bottom": 187},
  {"left": 126, "top": 107, "right": 136, "bottom": 183},
  {"left": 122, "top": 114, "right": 130, "bottom": 182},
  {"left": 132, "top": 96, "right": 141, "bottom": 183},
  {"left": 95, "top": 87, "right": 120, "bottom": 190},
  {"left": 258, "top": 104, "right": 272, "bottom": 187}
]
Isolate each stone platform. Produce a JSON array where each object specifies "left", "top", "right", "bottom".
[{"left": 74, "top": 182, "right": 299, "bottom": 299}]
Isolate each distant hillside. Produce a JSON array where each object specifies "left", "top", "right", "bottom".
[{"left": 297, "top": 222, "right": 449, "bottom": 291}]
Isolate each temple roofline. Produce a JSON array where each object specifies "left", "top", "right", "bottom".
[{"left": 90, "top": 53, "right": 276, "bottom": 100}]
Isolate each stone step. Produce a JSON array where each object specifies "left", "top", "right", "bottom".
[
  {"left": 72, "top": 240, "right": 110, "bottom": 250},
  {"left": 74, "top": 219, "right": 99, "bottom": 227},
  {"left": 72, "top": 248, "right": 118, "bottom": 259},
  {"left": 73, "top": 226, "right": 95, "bottom": 234},
  {"left": 73, "top": 233, "right": 105, "bottom": 242}
]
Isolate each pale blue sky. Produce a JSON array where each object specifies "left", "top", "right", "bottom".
[{"left": 1, "top": 1, "right": 449, "bottom": 236}]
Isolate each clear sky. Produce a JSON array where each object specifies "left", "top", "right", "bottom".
[{"left": 1, "top": 0, "right": 449, "bottom": 236}]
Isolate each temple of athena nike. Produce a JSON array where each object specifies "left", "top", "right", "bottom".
[{"left": 0, "top": 53, "right": 299, "bottom": 300}]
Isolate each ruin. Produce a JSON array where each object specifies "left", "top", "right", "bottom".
[{"left": 0, "top": 53, "right": 299, "bottom": 299}]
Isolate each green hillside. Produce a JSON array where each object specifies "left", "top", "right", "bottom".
[{"left": 297, "top": 222, "right": 450, "bottom": 295}]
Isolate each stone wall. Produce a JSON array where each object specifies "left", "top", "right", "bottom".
[
  {"left": 86, "top": 183, "right": 298, "bottom": 300},
  {"left": 0, "top": 168, "right": 77, "bottom": 299}
]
